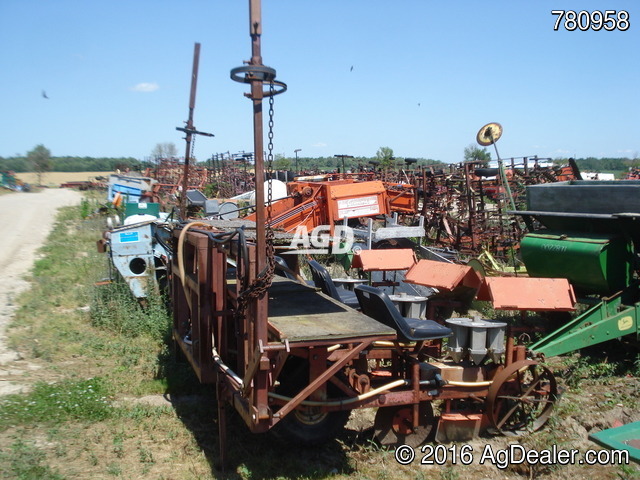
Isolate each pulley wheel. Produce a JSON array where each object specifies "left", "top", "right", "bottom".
[
  {"left": 485, "top": 360, "right": 557, "bottom": 436},
  {"left": 374, "top": 402, "right": 435, "bottom": 447},
  {"left": 476, "top": 122, "right": 503, "bottom": 146}
]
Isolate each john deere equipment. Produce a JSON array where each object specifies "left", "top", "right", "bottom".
[{"left": 516, "top": 180, "right": 640, "bottom": 357}]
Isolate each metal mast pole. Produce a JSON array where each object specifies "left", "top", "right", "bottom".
[
  {"left": 177, "top": 42, "right": 213, "bottom": 219},
  {"left": 249, "top": 1, "right": 267, "bottom": 280},
  {"left": 230, "top": 5, "right": 286, "bottom": 424},
  {"left": 180, "top": 43, "right": 201, "bottom": 219}
]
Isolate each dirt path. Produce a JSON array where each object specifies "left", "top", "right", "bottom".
[{"left": 0, "top": 188, "right": 82, "bottom": 393}]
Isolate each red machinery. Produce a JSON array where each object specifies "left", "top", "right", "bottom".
[
  {"left": 170, "top": 2, "right": 557, "bottom": 464},
  {"left": 172, "top": 223, "right": 557, "bottom": 458},
  {"left": 244, "top": 178, "right": 417, "bottom": 233}
]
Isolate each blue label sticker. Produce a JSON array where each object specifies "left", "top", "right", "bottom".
[{"left": 119, "top": 232, "right": 140, "bottom": 243}]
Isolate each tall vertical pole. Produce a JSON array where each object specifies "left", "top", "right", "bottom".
[
  {"left": 180, "top": 43, "right": 201, "bottom": 219},
  {"left": 249, "top": 2, "right": 266, "bottom": 277},
  {"left": 230, "top": 0, "right": 286, "bottom": 427},
  {"left": 247, "top": 0, "right": 270, "bottom": 423}
]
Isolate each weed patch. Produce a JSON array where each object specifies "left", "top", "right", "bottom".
[
  {"left": 0, "top": 439, "right": 64, "bottom": 480},
  {"left": 0, "top": 377, "right": 113, "bottom": 430},
  {"left": 562, "top": 348, "right": 639, "bottom": 389},
  {"left": 90, "top": 279, "right": 170, "bottom": 342}
]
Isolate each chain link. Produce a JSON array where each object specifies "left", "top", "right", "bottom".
[
  {"left": 189, "top": 133, "right": 196, "bottom": 186},
  {"left": 235, "top": 80, "right": 277, "bottom": 316},
  {"left": 261, "top": 80, "right": 277, "bottom": 292}
]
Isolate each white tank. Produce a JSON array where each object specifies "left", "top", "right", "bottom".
[{"left": 123, "top": 214, "right": 158, "bottom": 225}]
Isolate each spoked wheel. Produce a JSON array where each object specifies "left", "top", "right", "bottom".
[
  {"left": 374, "top": 402, "right": 435, "bottom": 447},
  {"left": 485, "top": 360, "right": 557, "bottom": 436}
]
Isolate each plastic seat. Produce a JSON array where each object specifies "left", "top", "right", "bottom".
[
  {"left": 354, "top": 285, "right": 452, "bottom": 343},
  {"left": 274, "top": 256, "right": 297, "bottom": 280},
  {"left": 307, "top": 260, "right": 360, "bottom": 309}
]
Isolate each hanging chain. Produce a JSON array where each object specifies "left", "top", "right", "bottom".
[
  {"left": 235, "top": 80, "right": 277, "bottom": 317},
  {"left": 264, "top": 80, "right": 276, "bottom": 282},
  {"left": 190, "top": 132, "right": 196, "bottom": 161},
  {"left": 188, "top": 134, "right": 196, "bottom": 187}
]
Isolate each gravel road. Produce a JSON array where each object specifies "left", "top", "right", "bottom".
[{"left": 0, "top": 189, "right": 82, "bottom": 380}]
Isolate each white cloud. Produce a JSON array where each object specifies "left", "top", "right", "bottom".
[
  {"left": 131, "top": 82, "right": 159, "bottom": 93},
  {"left": 312, "top": 142, "right": 327, "bottom": 148}
]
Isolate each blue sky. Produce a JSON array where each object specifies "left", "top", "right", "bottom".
[{"left": 1, "top": 1, "right": 637, "bottom": 164}]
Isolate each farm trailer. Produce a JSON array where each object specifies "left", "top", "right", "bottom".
[{"left": 171, "top": 222, "right": 557, "bottom": 462}]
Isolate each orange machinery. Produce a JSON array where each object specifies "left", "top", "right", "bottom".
[{"left": 245, "top": 178, "right": 417, "bottom": 232}]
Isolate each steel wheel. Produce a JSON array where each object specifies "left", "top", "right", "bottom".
[
  {"left": 485, "top": 360, "right": 557, "bottom": 436},
  {"left": 374, "top": 402, "right": 435, "bottom": 447}
]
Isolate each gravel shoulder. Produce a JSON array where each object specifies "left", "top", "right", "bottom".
[{"left": 0, "top": 188, "right": 82, "bottom": 391}]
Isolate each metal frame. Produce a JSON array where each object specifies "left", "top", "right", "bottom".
[
  {"left": 168, "top": 1, "right": 558, "bottom": 466},
  {"left": 169, "top": 224, "right": 559, "bottom": 465}
]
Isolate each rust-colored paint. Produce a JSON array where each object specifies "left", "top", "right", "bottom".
[
  {"left": 246, "top": 179, "right": 418, "bottom": 234},
  {"left": 404, "top": 259, "right": 482, "bottom": 291},
  {"left": 476, "top": 277, "right": 576, "bottom": 311},
  {"left": 385, "top": 183, "right": 417, "bottom": 213},
  {"left": 351, "top": 248, "right": 416, "bottom": 271}
]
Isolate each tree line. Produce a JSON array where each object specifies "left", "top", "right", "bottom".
[
  {"left": 0, "top": 145, "right": 446, "bottom": 174},
  {"left": 553, "top": 156, "right": 639, "bottom": 173},
  {"left": 269, "top": 154, "right": 445, "bottom": 172},
  {"left": 0, "top": 153, "right": 149, "bottom": 173},
  {"left": 2, "top": 144, "right": 637, "bottom": 175}
]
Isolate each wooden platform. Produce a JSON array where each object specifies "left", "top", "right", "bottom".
[{"left": 267, "top": 278, "right": 396, "bottom": 343}]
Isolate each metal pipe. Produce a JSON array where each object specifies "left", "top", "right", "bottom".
[
  {"left": 492, "top": 142, "right": 516, "bottom": 212},
  {"left": 268, "top": 379, "right": 409, "bottom": 407},
  {"left": 446, "top": 380, "right": 493, "bottom": 387},
  {"left": 213, "top": 348, "right": 243, "bottom": 388}
]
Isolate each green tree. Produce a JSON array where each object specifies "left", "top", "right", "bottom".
[
  {"left": 27, "top": 144, "right": 52, "bottom": 185},
  {"left": 273, "top": 155, "right": 292, "bottom": 171},
  {"left": 463, "top": 144, "right": 491, "bottom": 165},
  {"left": 150, "top": 142, "right": 178, "bottom": 161},
  {"left": 375, "top": 146, "right": 395, "bottom": 169}
]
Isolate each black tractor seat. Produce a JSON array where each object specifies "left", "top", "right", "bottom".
[{"left": 354, "top": 284, "right": 452, "bottom": 343}]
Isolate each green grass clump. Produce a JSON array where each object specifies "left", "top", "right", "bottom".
[
  {"left": 90, "top": 279, "right": 171, "bottom": 342},
  {"left": 563, "top": 349, "right": 639, "bottom": 388},
  {"left": 0, "top": 377, "right": 113, "bottom": 430},
  {"left": 0, "top": 439, "right": 64, "bottom": 480}
]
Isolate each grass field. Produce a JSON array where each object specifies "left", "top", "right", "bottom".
[{"left": 0, "top": 194, "right": 638, "bottom": 480}]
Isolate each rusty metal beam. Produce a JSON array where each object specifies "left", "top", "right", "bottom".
[{"left": 180, "top": 43, "right": 201, "bottom": 219}]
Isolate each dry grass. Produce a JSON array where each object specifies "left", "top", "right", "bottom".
[{"left": 15, "top": 171, "right": 114, "bottom": 187}]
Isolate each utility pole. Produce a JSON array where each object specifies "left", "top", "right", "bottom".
[{"left": 294, "top": 148, "right": 301, "bottom": 174}]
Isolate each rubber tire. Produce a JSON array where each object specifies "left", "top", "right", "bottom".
[{"left": 272, "top": 357, "right": 350, "bottom": 446}]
